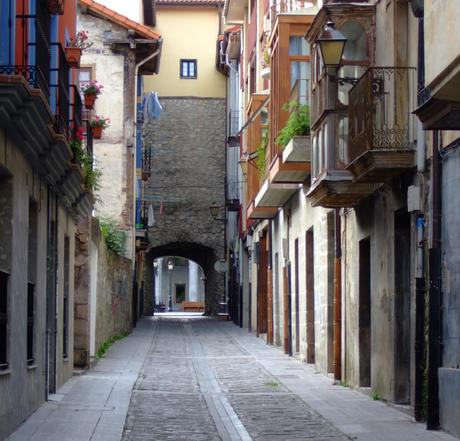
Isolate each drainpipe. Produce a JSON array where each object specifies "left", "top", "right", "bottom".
[
  {"left": 414, "top": 216, "right": 425, "bottom": 421},
  {"left": 414, "top": 15, "right": 426, "bottom": 423},
  {"left": 334, "top": 208, "right": 342, "bottom": 381},
  {"left": 427, "top": 130, "right": 442, "bottom": 430},
  {"left": 132, "top": 41, "right": 163, "bottom": 264}
]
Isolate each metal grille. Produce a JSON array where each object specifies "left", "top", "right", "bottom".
[
  {"left": 142, "top": 147, "right": 152, "bottom": 180},
  {"left": 51, "top": 43, "right": 70, "bottom": 135},
  {"left": 0, "top": 271, "right": 8, "bottom": 370},
  {"left": 348, "top": 67, "right": 417, "bottom": 163}
]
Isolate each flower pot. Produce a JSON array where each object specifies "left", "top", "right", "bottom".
[
  {"left": 65, "top": 47, "right": 81, "bottom": 68},
  {"left": 92, "top": 125, "right": 103, "bottom": 139},
  {"left": 84, "top": 94, "right": 97, "bottom": 109},
  {"left": 47, "top": 0, "right": 65, "bottom": 14},
  {"left": 261, "top": 66, "right": 270, "bottom": 79}
]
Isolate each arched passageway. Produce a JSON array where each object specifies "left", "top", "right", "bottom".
[{"left": 143, "top": 242, "right": 225, "bottom": 315}]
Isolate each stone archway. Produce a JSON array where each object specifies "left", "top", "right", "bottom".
[{"left": 143, "top": 242, "right": 224, "bottom": 315}]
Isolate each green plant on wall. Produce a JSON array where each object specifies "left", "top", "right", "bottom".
[
  {"left": 70, "top": 138, "right": 102, "bottom": 192},
  {"left": 276, "top": 100, "right": 310, "bottom": 149},
  {"left": 99, "top": 218, "right": 127, "bottom": 255},
  {"left": 256, "top": 128, "right": 269, "bottom": 177}
]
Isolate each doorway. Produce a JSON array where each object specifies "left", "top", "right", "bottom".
[
  {"left": 257, "top": 233, "right": 268, "bottom": 335},
  {"left": 294, "top": 238, "right": 300, "bottom": 354},
  {"left": 394, "top": 210, "right": 411, "bottom": 403},
  {"left": 306, "top": 228, "right": 315, "bottom": 364},
  {"left": 359, "top": 237, "right": 371, "bottom": 387}
]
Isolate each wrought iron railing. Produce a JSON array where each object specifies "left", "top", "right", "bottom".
[
  {"left": 348, "top": 67, "right": 417, "bottom": 163},
  {"left": 142, "top": 147, "right": 152, "bottom": 180},
  {"left": 51, "top": 43, "right": 70, "bottom": 136},
  {"left": 85, "top": 119, "right": 93, "bottom": 158},
  {"left": 0, "top": 8, "right": 51, "bottom": 97},
  {"left": 71, "top": 85, "right": 83, "bottom": 137}
]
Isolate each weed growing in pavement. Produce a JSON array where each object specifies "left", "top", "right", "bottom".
[
  {"left": 372, "top": 391, "right": 380, "bottom": 401},
  {"left": 264, "top": 380, "right": 280, "bottom": 388},
  {"left": 95, "top": 332, "right": 129, "bottom": 359}
]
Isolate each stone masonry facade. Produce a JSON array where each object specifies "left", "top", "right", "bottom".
[{"left": 143, "top": 97, "right": 226, "bottom": 314}]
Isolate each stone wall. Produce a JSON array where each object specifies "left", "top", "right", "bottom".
[
  {"left": 74, "top": 218, "right": 132, "bottom": 367},
  {"left": 143, "top": 97, "right": 226, "bottom": 314}
]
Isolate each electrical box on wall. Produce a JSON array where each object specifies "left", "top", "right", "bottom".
[{"left": 408, "top": 185, "right": 421, "bottom": 212}]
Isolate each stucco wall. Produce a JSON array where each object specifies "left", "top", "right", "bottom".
[
  {"left": 440, "top": 146, "right": 460, "bottom": 437},
  {"left": 143, "top": 8, "right": 226, "bottom": 98},
  {"left": 424, "top": 0, "right": 460, "bottom": 90},
  {"left": 78, "top": 10, "right": 135, "bottom": 259}
]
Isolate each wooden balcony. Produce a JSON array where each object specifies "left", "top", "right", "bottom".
[{"left": 347, "top": 67, "right": 416, "bottom": 183}]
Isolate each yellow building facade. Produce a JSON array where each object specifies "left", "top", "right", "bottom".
[{"left": 144, "top": 5, "right": 226, "bottom": 98}]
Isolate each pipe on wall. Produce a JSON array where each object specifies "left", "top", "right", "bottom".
[{"left": 333, "top": 208, "right": 342, "bottom": 381}]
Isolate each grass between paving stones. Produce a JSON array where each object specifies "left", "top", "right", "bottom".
[
  {"left": 96, "top": 332, "right": 129, "bottom": 359},
  {"left": 264, "top": 380, "right": 280, "bottom": 388}
]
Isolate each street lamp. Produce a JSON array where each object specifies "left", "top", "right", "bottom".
[
  {"left": 167, "top": 260, "right": 173, "bottom": 312},
  {"left": 316, "top": 21, "right": 347, "bottom": 69},
  {"left": 209, "top": 202, "right": 220, "bottom": 220}
]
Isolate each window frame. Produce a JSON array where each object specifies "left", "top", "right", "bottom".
[{"left": 180, "top": 59, "right": 197, "bottom": 79}]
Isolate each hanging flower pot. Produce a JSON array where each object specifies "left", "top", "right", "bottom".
[
  {"left": 90, "top": 115, "right": 110, "bottom": 140},
  {"left": 81, "top": 81, "right": 104, "bottom": 109},
  {"left": 65, "top": 47, "right": 81, "bottom": 68},
  {"left": 84, "top": 94, "right": 97, "bottom": 110},
  {"left": 92, "top": 125, "right": 103, "bottom": 139}
]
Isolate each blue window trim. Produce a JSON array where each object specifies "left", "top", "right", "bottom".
[
  {"left": 0, "top": 0, "right": 16, "bottom": 65},
  {"left": 50, "top": 14, "right": 58, "bottom": 113},
  {"left": 29, "top": 0, "right": 36, "bottom": 66}
]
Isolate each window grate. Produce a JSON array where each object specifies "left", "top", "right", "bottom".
[{"left": 0, "top": 271, "right": 9, "bottom": 370}]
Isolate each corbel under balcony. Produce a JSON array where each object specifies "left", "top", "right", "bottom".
[
  {"left": 255, "top": 179, "right": 298, "bottom": 210},
  {"left": 268, "top": 150, "right": 311, "bottom": 184},
  {"left": 247, "top": 198, "right": 278, "bottom": 220},
  {"left": 307, "top": 170, "right": 374, "bottom": 208},
  {"left": 0, "top": 72, "right": 90, "bottom": 215}
]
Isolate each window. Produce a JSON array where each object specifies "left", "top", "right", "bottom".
[
  {"left": 0, "top": 271, "right": 8, "bottom": 370},
  {"left": 27, "top": 200, "right": 38, "bottom": 365},
  {"left": 63, "top": 236, "right": 70, "bottom": 359},
  {"left": 180, "top": 59, "right": 197, "bottom": 79}
]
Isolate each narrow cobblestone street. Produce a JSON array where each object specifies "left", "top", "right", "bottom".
[{"left": 7, "top": 316, "right": 459, "bottom": 441}]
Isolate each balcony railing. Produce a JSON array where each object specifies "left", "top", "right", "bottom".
[
  {"left": 348, "top": 67, "right": 417, "bottom": 163},
  {"left": 71, "top": 85, "right": 83, "bottom": 137},
  {"left": 51, "top": 43, "right": 70, "bottom": 136},
  {"left": 1, "top": 12, "right": 51, "bottom": 98},
  {"left": 270, "top": 0, "right": 313, "bottom": 26}
]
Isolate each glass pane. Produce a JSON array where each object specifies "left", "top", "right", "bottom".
[
  {"left": 289, "top": 36, "right": 309, "bottom": 56},
  {"left": 182, "top": 62, "right": 188, "bottom": 77},
  {"left": 338, "top": 115, "right": 348, "bottom": 167},
  {"left": 290, "top": 61, "right": 309, "bottom": 88},
  {"left": 189, "top": 62, "right": 195, "bottom": 77},
  {"left": 340, "top": 21, "right": 367, "bottom": 61}
]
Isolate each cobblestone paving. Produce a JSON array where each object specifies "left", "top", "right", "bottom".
[{"left": 121, "top": 317, "right": 349, "bottom": 441}]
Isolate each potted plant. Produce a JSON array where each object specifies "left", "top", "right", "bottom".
[
  {"left": 276, "top": 100, "right": 310, "bottom": 149},
  {"left": 81, "top": 81, "right": 103, "bottom": 109},
  {"left": 47, "top": 0, "right": 65, "bottom": 15},
  {"left": 90, "top": 115, "right": 110, "bottom": 139},
  {"left": 65, "top": 30, "right": 92, "bottom": 68}
]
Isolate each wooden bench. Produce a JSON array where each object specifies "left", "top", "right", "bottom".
[{"left": 181, "top": 301, "right": 205, "bottom": 312}]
